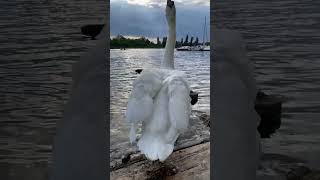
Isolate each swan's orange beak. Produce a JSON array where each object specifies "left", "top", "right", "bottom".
[{"left": 167, "top": 0, "right": 174, "bottom": 8}]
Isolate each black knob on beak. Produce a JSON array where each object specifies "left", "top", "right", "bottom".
[{"left": 167, "top": 0, "right": 174, "bottom": 8}]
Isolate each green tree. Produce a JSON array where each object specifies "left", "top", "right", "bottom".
[
  {"left": 146, "top": 39, "right": 150, "bottom": 45},
  {"left": 175, "top": 41, "right": 180, "bottom": 48},
  {"left": 110, "top": 35, "right": 162, "bottom": 49},
  {"left": 195, "top": 37, "right": 199, "bottom": 45},
  {"left": 184, "top": 34, "right": 189, "bottom": 46},
  {"left": 162, "top": 37, "right": 167, "bottom": 47},
  {"left": 190, "top": 36, "right": 194, "bottom": 46}
]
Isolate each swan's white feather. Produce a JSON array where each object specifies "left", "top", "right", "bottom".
[
  {"left": 125, "top": 69, "right": 163, "bottom": 143},
  {"left": 166, "top": 74, "right": 191, "bottom": 131}
]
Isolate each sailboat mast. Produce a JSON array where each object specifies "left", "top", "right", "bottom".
[
  {"left": 202, "top": 16, "right": 206, "bottom": 46},
  {"left": 205, "top": 16, "right": 208, "bottom": 44}
]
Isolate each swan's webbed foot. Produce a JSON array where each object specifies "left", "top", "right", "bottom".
[
  {"left": 146, "top": 161, "right": 178, "bottom": 179},
  {"left": 121, "top": 153, "right": 131, "bottom": 164}
]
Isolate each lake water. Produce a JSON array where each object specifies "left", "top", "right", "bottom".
[
  {"left": 214, "top": 0, "right": 320, "bottom": 168},
  {"left": 0, "top": 0, "right": 106, "bottom": 179},
  {"left": 110, "top": 49, "right": 210, "bottom": 149}
]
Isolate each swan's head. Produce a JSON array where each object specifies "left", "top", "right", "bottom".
[{"left": 166, "top": 0, "right": 176, "bottom": 25}]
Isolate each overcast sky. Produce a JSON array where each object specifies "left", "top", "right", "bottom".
[{"left": 110, "top": 0, "right": 210, "bottom": 41}]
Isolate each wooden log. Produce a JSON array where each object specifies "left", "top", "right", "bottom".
[
  {"left": 110, "top": 109, "right": 313, "bottom": 180},
  {"left": 111, "top": 142, "right": 312, "bottom": 180},
  {"left": 111, "top": 142, "right": 210, "bottom": 180}
]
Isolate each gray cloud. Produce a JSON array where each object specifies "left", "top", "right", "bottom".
[
  {"left": 122, "top": 0, "right": 209, "bottom": 8},
  {"left": 110, "top": 1, "right": 210, "bottom": 41}
]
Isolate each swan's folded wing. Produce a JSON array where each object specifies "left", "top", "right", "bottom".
[
  {"left": 125, "top": 70, "right": 163, "bottom": 142},
  {"left": 167, "top": 76, "right": 191, "bottom": 131}
]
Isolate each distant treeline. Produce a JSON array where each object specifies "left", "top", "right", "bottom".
[{"left": 110, "top": 34, "right": 209, "bottom": 49}]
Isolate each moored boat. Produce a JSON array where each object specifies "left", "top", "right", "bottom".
[{"left": 176, "top": 46, "right": 191, "bottom": 51}]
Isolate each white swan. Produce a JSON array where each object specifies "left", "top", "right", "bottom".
[
  {"left": 125, "top": 0, "right": 192, "bottom": 162},
  {"left": 212, "top": 29, "right": 261, "bottom": 180}
]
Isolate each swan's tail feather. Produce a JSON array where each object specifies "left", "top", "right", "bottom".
[
  {"left": 158, "top": 144, "right": 174, "bottom": 162},
  {"left": 137, "top": 134, "right": 174, "bottom": 162}
]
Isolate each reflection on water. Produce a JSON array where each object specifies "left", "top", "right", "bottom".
[
  {"left": 110, "top": 49, "right": 210, "bottom": 148},
  {"left": 215, "top": 0, "right": 320, "bottom": 167},
  {"left": 0, "top": 0, "right": 106, "bottom": 179}
]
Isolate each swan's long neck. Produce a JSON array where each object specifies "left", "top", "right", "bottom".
[{"left": 162, "top": 19, "right": 176, "bottom": 69}]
